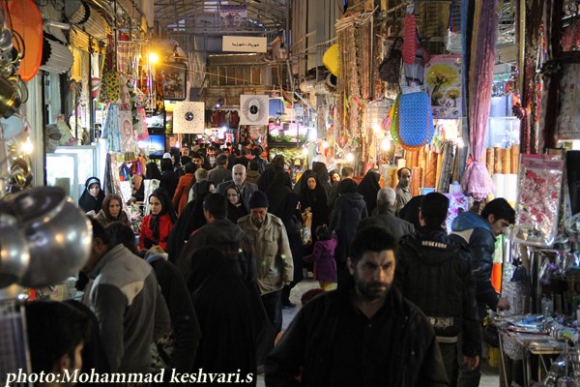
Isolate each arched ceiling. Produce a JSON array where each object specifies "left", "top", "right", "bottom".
[{"left": 153, "top": 0, "right": 288, "bottom": 36}]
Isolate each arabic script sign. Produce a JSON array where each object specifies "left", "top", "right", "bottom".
[{"left": 222, "top": 36, "right": 268, "bottom": 53}]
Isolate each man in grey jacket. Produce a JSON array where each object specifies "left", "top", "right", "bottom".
[
  {"left": 82, "top": 218, "right": 170, "bottom": 374},
  {"left": 238, "top": 191, "right": 293, "bottom": 334}
]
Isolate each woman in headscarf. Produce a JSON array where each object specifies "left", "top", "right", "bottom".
[
  {"left": 172, "top": 162, "right": 196, "bottom": 216},
  {"left": 160, "top": 157, "right": 179, "bottom": 200},
  {"left": 93, "top": 193, "right": 131, "bottom": 228},
  {"left": 78, "top": 177, "right": 105, "bottom": 213},
  {"left": 312, "top": 161, "right": 332, "bottom": 196},
  {"left": 330, "top": 179, "right": 368, "bottom": 283},
  {"left": 357, "top": 168, "right": 382, "bottom": 215},
  {"left": 145, "top": 161, "right": 162, "bottom": 181},
  {"left": 166, "top": 180, "right": 215, "bottom": 263},
  {"left": 188, "top": 247, "right": 257, "bottom": 384},
  {"left": 139, "top": 188, "right": 177, "bottom": 251},
  {"left": 399, "top": 195, "right": 424, "bottom": 230},
  {"left": 264, "top": 170, "right": 292, "bottom": 215},
  {"left": 257, "top": 154, "right": 286, "bottom": 192},
  {"left": 225, "top": 184, "right": 249, "bottom": 224},
  {"left": 329, "top": 170, "right": 341, "bottom": 184},
  {"left": 297, "top": 170, "right": 329, "bottom": 255},
  {"left": 273, "top": 192, "right": 304, "bottom": 307}
]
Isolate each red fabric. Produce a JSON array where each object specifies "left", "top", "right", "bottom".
[
  {"left": 139, "top": 213, "right": 173, "bottom": 251},
  {"left": 172, "top": 173, "right": 195, "bottom": 215},
  {"left": 402, "top": 14, "right": 417, "bottom": 65}
]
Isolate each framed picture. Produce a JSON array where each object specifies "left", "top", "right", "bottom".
[{"left": 160, "top": 62, "right": 187, "bottom": 101}]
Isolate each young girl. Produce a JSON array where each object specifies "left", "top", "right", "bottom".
[{"left": 303, "top": 224, "right": 338, "bottom": 290}]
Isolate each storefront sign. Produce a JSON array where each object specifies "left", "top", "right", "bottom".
[{"left": 222, "top": 36, "right": 267, "bottom": 53}]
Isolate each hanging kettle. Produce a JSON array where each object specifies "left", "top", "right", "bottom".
[
  {"left": 0, "top": 214, "right": 29, "bottom": 288},
  {"left": 0, "top": 187, "right": 91, "bottom": 288}
]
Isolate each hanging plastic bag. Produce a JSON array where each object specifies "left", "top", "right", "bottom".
[{"left": 513, "top": 155, "right": 565, "bottom": 247}]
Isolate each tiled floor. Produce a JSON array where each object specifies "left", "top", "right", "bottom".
[{"left": 257, "top": 279, "right": 501, "bottom": 386}]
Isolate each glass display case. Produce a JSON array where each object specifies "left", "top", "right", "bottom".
[
  {"left": 50, "top": 145, "right": 98, "bottom": 202},
  {"left": 46, "top": 153, "right": 79, "bottom": 202}
]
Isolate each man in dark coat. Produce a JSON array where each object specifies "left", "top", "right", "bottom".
[
  {"left": 358, "top": 187, "right": 415, "bottom": 240},
  {"left": 265, "top": 227, "right": 449, "bottom": 387},
  {"left": 395, "top": 193, "right": 482, "bottom": 386},
  {"left": 330, "top": 178, "right": 368, "bottom": 284},
  {"left": 176, "top": 193, "right": 256, "bottom": 285}
]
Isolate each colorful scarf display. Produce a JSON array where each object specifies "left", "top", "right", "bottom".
[{"left": 460, "top": 0, "right": 499, "bottom": 200}]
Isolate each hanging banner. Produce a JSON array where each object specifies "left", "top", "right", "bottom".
[
  {"left": 425, "top": 55, "right": 462, "bottom": 119},
  {"left": 556, "top": 63, "right": 580, "bottom": 140},
  {"left": 118, "top": 110, "right": 136, "bottom": 152},
  {"left": 223, "top": 36, "right": 268, "bottom": 53},
  {"left": 220, "top": 5, "right": 247, "bottom": 28}
]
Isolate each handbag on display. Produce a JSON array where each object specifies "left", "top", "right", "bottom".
[{"left": 379, "top": 37, "right": 403, "bottom": 84}]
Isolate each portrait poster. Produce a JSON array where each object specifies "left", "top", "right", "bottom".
[
  {"left": 219, "top": 5, "right": 247, "bottom": 28},
  {"left": 424, "top": 55, "right": 462, "bottom": 119},
  {"left": 556, "top": 62, "right": 580, "bottom": 140},
  {"left": 159, "top": 62, "right": 188, "bottom": 101},
  {"left": 118, "top": 110, "right": 136, "bottom": 152}
]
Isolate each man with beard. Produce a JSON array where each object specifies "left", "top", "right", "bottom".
[{"left": 265, "top": 227, "right": 449, "bottom": 386}]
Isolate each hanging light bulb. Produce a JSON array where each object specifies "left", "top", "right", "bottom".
[
  {"left": 21, "top": 137, "right": 33, "bottom": 154},
  {"left": 456, "top": 137, "right": 465, "bottom": 148},
  {"left": 302, "top": 147, "right": 309, "bottom": 156},
  {"left": 381, "top": 137, "right": 391, "bottom": 151},
  {"left": 346, "top": 152, "right": 354, "bottom": 162},
  {"left": 322, "top": 140, "right": 329, "bottom": 149},
  {"left": 148, "top": 52, "right": 159, "bottom": 64}
]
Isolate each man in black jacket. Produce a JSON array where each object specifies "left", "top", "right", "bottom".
[
  {"left": 395, "top": 192, "right": 482, "bottom": 387},
  {"left": 265, "top": 226, "right": 449, "bottom": 387}
]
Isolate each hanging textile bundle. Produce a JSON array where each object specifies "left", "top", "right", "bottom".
[
  {"left": 460, "top": 0, "right": 499, "bottom": 200},
  {"left": 397, "top": 91, "right": 434, "bottom": 151}
]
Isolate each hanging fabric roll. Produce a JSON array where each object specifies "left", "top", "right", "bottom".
[
  {"left": 493, "top": 147, "right": 502, "bottom": 174},
  {"left": 486, "top": 148, "right": 494, "bottom": 175},
  {"left": 437, "top": 142, "right": 455, "bottom": 193},
  {"left": 424, "top": 151, "right": 438, "bottom": 188},
  {"left": 435, "top": 151, "right": 444, "bottom": 189},
  {"left": 501, "top": 148, "right": 511, "bottom": 174},
  {"left": 511, "top": 145, "right": 520, "bottom": 174},
  {"left": 411, "top": 167, "right": 423, "bottom": 197},
  {"left": 411, "top": 151, "right": 420, "bottom": 168},
  {"left": 418, "top": 147, "right": 427, "bottom": 170}
]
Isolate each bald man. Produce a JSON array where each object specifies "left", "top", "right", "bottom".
[{"left": 358, "top": 187, "right": 415, "bottom": 240}]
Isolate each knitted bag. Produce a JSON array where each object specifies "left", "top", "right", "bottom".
[{"left": 379, "top": 38, "right": 403, "bottom": 84}]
